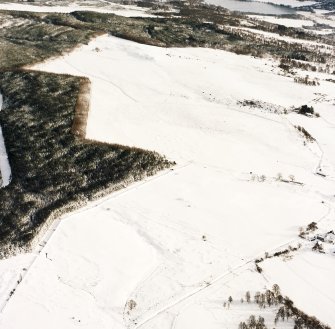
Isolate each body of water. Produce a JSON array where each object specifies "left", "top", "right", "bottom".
[{"left": 205, "top": 0, "right": 296, "bottom": 15}]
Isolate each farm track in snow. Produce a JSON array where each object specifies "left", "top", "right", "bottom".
[
  {"left": 125, "top": 111, "right": 335, "bottom": 329},
  {"left": 0, "top": 161, "right": 191, "bottom": 314}
]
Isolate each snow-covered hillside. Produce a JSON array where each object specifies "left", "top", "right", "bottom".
[{"left": 0, "top": 34, "right": 334, "bottom": 329}]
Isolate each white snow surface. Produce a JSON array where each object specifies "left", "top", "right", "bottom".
[
  {"left": 298, "top": 10, "right": 335, "bottom": 28},
  {"left": 0, "top": 35, "right": 334, "bottom": 328},
  {"left": 0, "top": 2, "right": 156, "bottom": 17},
  {"left": 248, "top": 15, "right": 315, "bottom": 28},
  {"left": 0, "top": 94, "right": 11, "bottom": 187},
  {"left": 227, "top": 26, "right": 334, "bottom": 52},
  {"left": 251, "top": 0, "right": 316, "bottom": 8},
  {"left": 263, "top": 250, "right": 335, "bottom": 327}
]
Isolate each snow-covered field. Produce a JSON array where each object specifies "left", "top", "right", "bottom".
[
  {"left": 227, "top": 25, "right": 334, "bottom": 52},
  {"left": 263, "top": 249, "right": 335, "bottom": 326},
  {"left": 248, "top": 14, "right": 335, "bottom": 35},
  {"left": 251, "top": 0, "right": 316, "bottom": 8},
  {"left": 0, "top": 2, "right": 156, "bottom": 17},
  {"left": 299, "top": 10, "right": 335, "bottom": 29},
  {"left": 248, "top": 15, "right": 315, "bottom": 28},
  {"left": 204, "top": 0, "right": 296, "bottom": 14},
  {"left": 251, "top": 6, "right": 335, "bottom": 35},
  {"left": 0, "top": 94, "right": 11, "bottom": 187},
  {"left": 0, "top": 33, "right": 334, "bottom": 329}
]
